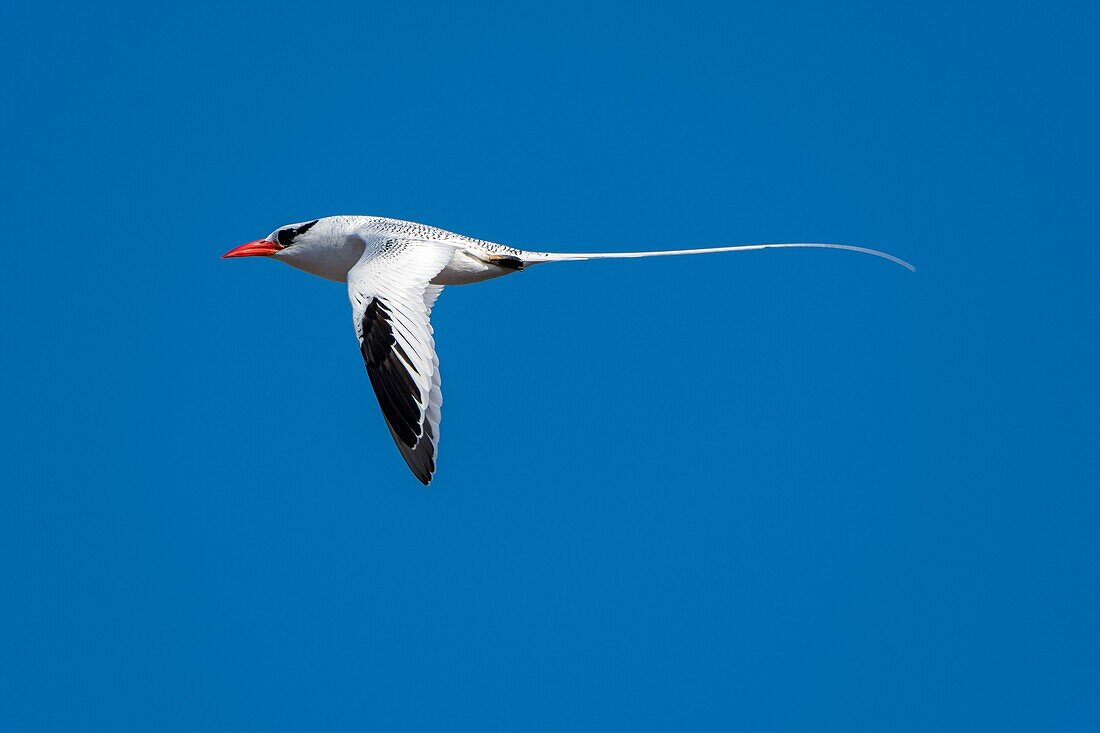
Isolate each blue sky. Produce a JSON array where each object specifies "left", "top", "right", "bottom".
[{"left": 2, "top": 1, "right": 1098, "bottom": 730}]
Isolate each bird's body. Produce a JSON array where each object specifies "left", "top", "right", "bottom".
[
  {"left": 271, "top": 216, "right": 528, "bottom": 285},
  {"left": 224, "top": 215, "right": 912, "bottom": 484}
]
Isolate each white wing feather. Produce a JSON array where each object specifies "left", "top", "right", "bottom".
[{"left": 347, "top": 237, "right": 456, "bottom": 484}]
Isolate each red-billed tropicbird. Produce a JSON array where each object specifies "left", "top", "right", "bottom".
[{"left": 223, "top": 216, "right": 913, "bottom": 484}]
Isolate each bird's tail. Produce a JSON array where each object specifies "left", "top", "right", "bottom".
[{"left": 526, "top": 242, "right": 915, "bottom": 272}]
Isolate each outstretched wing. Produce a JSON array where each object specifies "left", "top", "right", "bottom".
[{"left": 348, "top": 237, "right": 457, "bottom": 484}]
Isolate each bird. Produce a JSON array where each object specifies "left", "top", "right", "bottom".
[{"left": 223, "top": 215, "right": 913, "bottom": 484}]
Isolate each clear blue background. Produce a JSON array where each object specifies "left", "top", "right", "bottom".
[{"left": 2, "top": 1, "right": 1097, "bottom": 730}]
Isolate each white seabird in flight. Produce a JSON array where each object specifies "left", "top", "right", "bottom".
[{"left": 223, "top": 216, "right": 913, "bottom": 484}]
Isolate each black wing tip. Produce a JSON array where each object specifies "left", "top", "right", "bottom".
[
  {"left": 404, "top": 425, "right": 437, "bottom": 486},
  {"left": 384, "top": 419, "right": 437, "bottom": 485},
  {"left": 400, "top": 446, "right": 435, "bottom": 485}
]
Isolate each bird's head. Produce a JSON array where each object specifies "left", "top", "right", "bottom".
[{"left": 222, "top": 216, "right": 365, "bottom": 282}]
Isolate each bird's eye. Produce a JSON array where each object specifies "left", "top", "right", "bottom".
[{"left": 276, "top": 219, "right": 319, "bottom": 247}]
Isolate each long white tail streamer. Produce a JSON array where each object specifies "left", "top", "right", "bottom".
[{"left": 536, "top": 242, "right": 915, "bottom": 272}]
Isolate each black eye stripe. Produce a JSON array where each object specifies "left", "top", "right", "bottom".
[{"left": 276, "top": 219, "right": 319, "bottom": 246}]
